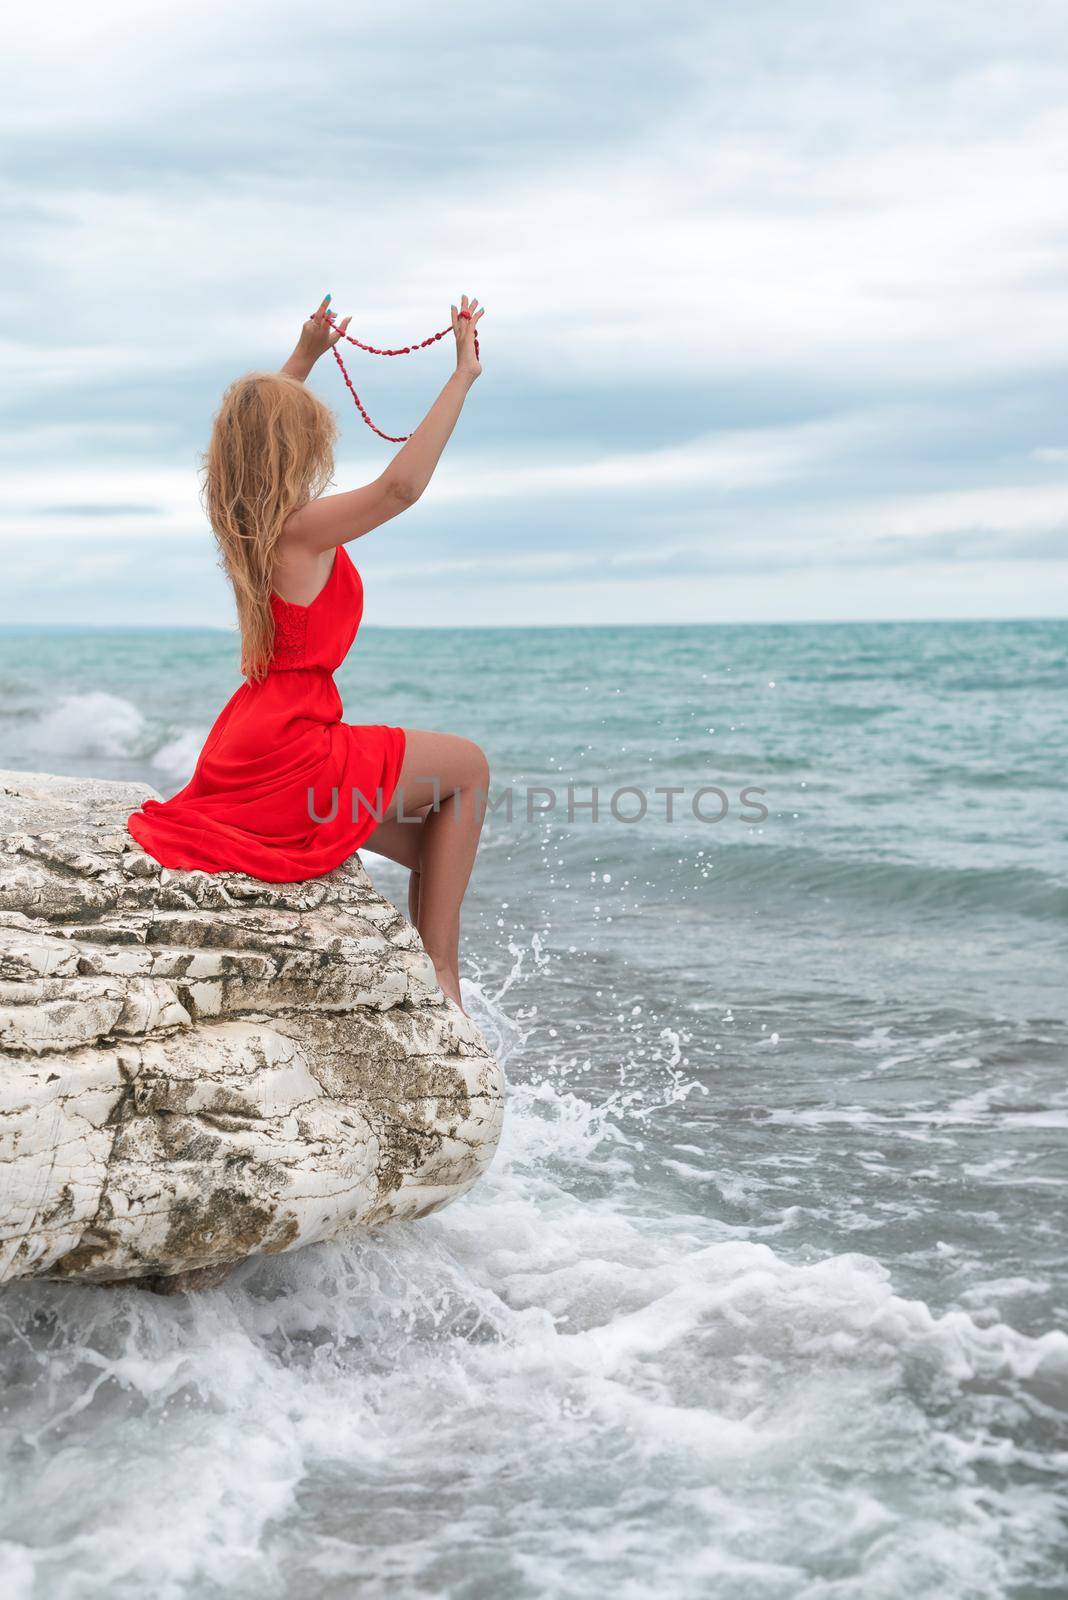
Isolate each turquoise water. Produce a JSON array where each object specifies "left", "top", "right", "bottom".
[{"left": 0, "top": 618, "right": 1066, "bottom": 1598}]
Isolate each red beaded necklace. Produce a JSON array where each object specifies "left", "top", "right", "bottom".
[{"left": 322, "top": 309, "right": 479, "bottom": 443}]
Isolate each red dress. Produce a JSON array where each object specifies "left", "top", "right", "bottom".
[{"left": 127, "top": 545, "right": 406, "bottom": 883}]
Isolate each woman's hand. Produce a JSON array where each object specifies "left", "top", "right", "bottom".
[
  {"left": 281, "top": 296, "right": 352, "bottom": 382},
  {"left": 298, "top": 295, "right": 351, "bottom": 361},
  {"left": 451, "top": 294, "right": 484, "bottom": 383}
]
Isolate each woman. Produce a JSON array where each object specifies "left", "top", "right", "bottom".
[{"left": 128, "top": 293, "right": 488, "bottom": 1012}]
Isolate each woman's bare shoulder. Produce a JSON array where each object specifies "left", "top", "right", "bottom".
[{"left": 271, "top": 533, "right": 337, "bottom": 606}]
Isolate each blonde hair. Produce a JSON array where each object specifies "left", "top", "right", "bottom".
[{"left": 204, "top": 372, "right": 338, "bottom": 681}]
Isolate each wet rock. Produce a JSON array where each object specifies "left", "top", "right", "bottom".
[{"left": 0, "top": 771, "right": 504, "bottom": 1289}]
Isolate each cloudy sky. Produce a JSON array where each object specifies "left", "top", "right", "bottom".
[{"left": 4, "top": 0, "right": 1068, "bottom": 626}]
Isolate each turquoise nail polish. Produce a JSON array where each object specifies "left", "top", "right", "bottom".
[{"left": 324, "top": 293, "right": 331, "bottom": 302}]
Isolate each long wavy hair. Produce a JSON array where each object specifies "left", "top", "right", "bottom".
[{"left": 203, "top": 372, "right": 338, "bottom": 681}]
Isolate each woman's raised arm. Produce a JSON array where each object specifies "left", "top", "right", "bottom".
[{"left": 282, "top": 294, "right": 485, "bottom": 555}]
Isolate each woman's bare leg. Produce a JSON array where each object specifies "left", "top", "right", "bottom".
[
  {"left": 359, "top": 812, "right": 426, "bottom": 924},
  {"left": 363, "top": 732, "right": 488, "bottom": 1011}
]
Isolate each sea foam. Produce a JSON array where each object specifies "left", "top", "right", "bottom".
[
  {"left": 0, "top": 981, "right": 1063, "bottom": 1600},
  {"left": 27, "top": 691, "right": 206, "bottom": 785}
]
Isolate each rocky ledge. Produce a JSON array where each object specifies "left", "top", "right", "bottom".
[{"left": 0, "top": 771, "right": 504, "bottom": 1291}]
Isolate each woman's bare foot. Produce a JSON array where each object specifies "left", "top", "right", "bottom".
[{"left": 433, "top": 963, "right": 465, "bottom": 1014}]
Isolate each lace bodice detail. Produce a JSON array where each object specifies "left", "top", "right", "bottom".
[{"left": 270, "top": 603, "right": 309, "bottom": 668}]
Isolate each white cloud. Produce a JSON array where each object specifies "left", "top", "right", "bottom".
[
  {"left": 7, "top": 4, "right": 1068, "bottom": 392},
  {"left": 2, "top": 405, "right": 1025, "bottom": 539},
  {"left": 3, "top": 0, "right": 1068, "bottom": 621},
  {"left": 360, "top": 558, "right": 1068, "bottom": 626}
]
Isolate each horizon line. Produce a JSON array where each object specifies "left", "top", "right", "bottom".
[{"left": 0, "top": 613, "right": 1066, "bottom": 634}]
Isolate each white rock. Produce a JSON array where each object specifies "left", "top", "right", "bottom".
[{"left": 0, "top": 771, "right": 504, "bottom": 1290}]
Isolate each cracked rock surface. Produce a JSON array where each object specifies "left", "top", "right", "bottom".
[{"left": 0, "top": 770, "right": 504, "bottom": 1288}]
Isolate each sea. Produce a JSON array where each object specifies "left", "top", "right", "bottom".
[{"left": 0, "top": 617, "right": 1065, "bottom": 1599}]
